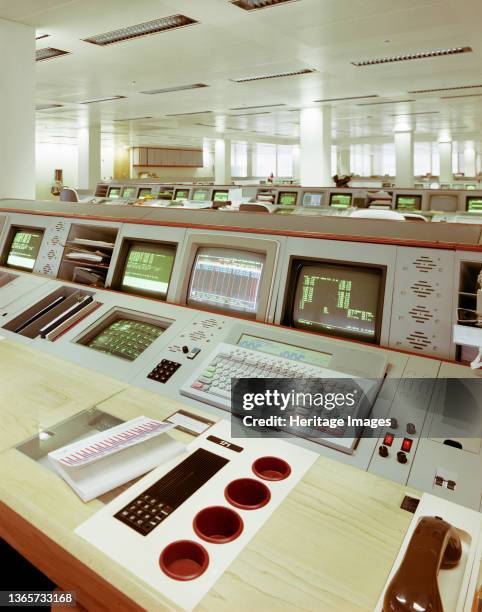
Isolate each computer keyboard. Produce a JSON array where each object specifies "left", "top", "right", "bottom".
[{"left": 181, "top": 342, "right": 353, "bottom": 411}]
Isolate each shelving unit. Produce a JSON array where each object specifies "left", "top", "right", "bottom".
[{"left": 456, "top": 260, "right": 482, "bottom": 363}]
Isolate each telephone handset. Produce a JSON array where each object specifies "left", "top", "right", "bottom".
[{"left": 383, "top": 516, "right": 462, "bottom": 612}]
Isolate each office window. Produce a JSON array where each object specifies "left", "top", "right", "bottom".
[
  {"left": 231, "top": 142, "right": 248, "bottom": 177},
  {"left": 350, "top": 144, "right": 371, "bottom": 176},
  {"left": 331, "top": 145, "right": 337, "bottom": 175},
  {"left": 253, "top": 143, "right": 277, "bottom": 177},
  {"left": 277, "top": 145, "right": 293, "bottom": 177},
  {"left": 414, "top": 142, "right": 431, "bottom": 175},
  {"left": 452, "top": 141, "right": 465, "bottom": 174},
  {"left": 381, "top": 143, "right": 395, "bottom": 176},
  {"left": 431, "top": 142, "right": 440, "bottom": 176}
]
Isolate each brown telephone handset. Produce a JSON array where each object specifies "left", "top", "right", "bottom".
[{"left": 383, "top": 516, "right": 462, "bottom": 612}]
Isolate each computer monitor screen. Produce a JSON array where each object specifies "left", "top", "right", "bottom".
[
  {"left": 120, "top": 242, "right": 176, "bottom": 299},
  {"left": 466, "top": 184, "right": 477, "bottom": 190},
  {"left": 278, "top": 192, "right": 297, "bottom": 206},
  {"left": 213, "top": 190, "right": 229, "bottom": 202},
  {"left": 85, "top": 317, "right": 164, "bottom": 361},
  {"left": 122, "top": 187, "right": 138, "bottom": 199},
  {"left": 138, "top": 188, "right": 152, "bottom": 199},
  {"left": 395, "top": 195, "right": 422, "bottom": 211},
  {"left": 330, "top": 193, "right": 352, "bottom": 208},
  {"left": 5, "top": 228, "right": 44, "bottom": 271},
  {"left": 466, "top": 197, "right": 482, "bottom": 212},
  {"left": 157, "top": 190, "right": 174, "bottom": 201},
  {"left": 187, "top": 247, "right": 265, "bottom": 316},
  {"left": 288, "top": 260, "right": 384, "bottom": 343},
  {"left": 174, "top": 189, "right": 190, "bottom": 201},
  {"left": 192, "top": 188, "right": 211, "bottom": 201},
  {"left": 108, "top": 187, "right": 121, "bottom": 199},
  {"left": 302, "top": 192, "right": 323, "bottom": 207}
]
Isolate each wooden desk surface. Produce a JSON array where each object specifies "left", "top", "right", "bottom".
[{"left": 0, "top": 340, "right": 417, "bottom": 612}]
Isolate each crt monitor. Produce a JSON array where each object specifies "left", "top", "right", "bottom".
[
  {"left": 108, "top": 187, "right": 121, "bottom": 199},
  {"left": 138, "top": 188, "right": 152, "bottom": 199},
  {"left": 284, "top": 259, "right": 385, "bottom": 344},
  {"left": 174, "top": 188, "right": 190, "bottom": 201},
  {"left": 277, "top": 192, "right": 297, "bottom": 206},
  {"left": 329, "top": 193, "right": 352, "bottom": 208},
  {"left": 466, "top": 196, "right": 482, "bottom": 212},
  {"left": 302, "top": 192, "right": 323, "bottom": 207},
  {"left": 192, "top": 188, "right": 211, "bottom": 202},
  {"left": 122, "top": 187, "right": 138, "bottom": 199},
  {"left": 395, "top": 195, "right": 422, "bottom": 211},
  {"left": 157, "top": 189, "right": 174, "bottom": 201},
  {"left": 5, "top": 228, "right": 44, "bottom": 271},
  {"left": 187, "top": 247, "right": 266, "bottom": 317},
  {"left": 118, "top": 241, "right": 176, "bottom": 300},
  {"left": 212, "top": 190, "right": 229, "bottom": 202}
]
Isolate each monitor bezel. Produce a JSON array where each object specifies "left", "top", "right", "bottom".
[
  {"left": 111, "top": 238, "right": 177, "bottom": 300},
  {"left": 2, "top": 225, "right": 45, "bottom": 272},
  {"left": 175, "top": 233, "right": 279, "bottom": 322},
  {"left": 277, "top": 191, "right": 298, "bottom": 206},
  {"left": 174, "top": 188, "right": 191, "bottom": 201},
  {"left": 301, "top": 191, "right": 324, "bottom": 207},
  {"left": 395, "top": 194, "right": 422, "bottom": 211},
  {"left": 465, "top": 195, "right": 482, "bottom": 212},
  {"left": 107, "top": 186, "right": 122, "bottom": 198},
  {"left": 212, "top": 189, "right": 229, "bottom": 202},
  {"left": 191, "top": 187, "right": 212, "bottom": 202},
  {"left": 329, "top": 192, "right": 353, "bottom": 208},
  {"left": 281, "top": 256, "right": 386, "bottom": 345}
]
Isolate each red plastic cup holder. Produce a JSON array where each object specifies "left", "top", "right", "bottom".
[
  {"left": 159, "top": 540, "right": 209, "bottom": 581},
  {"left": 225, "top": 478, "right": 271, "bottom": 510},
  {"left": 252, "top": 456, "right": 291, "bottom": 481},
  {"left": 193, "top": 506, "right": 244, "bottom": 544}
]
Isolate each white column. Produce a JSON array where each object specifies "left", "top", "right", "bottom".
[
  {"left": 464, "top": 141, "right": 476, "bottom": 177},
  {"left": 78, "top": 126, "right": 101, "bottom": 189},
  {"left": 246, "top": 144, "right": 253, "bottom": 178},
  {"left": 439, "top": 141, "right": 453, "bottom": 184},
  {"left": 300, "top": 107, "right": 332, "bottom": 186},
  {"left": 0, "top": 20, "right": 35, "bottom": 199},
  {"left": 292, "top": 145, "right": 300, "bottom": 182},
  {"left": 214, "top": 139, "right": 231, "bottom": 184},
  {"left": 338, "top": 147, "right": 350, "bottom": 175},
  {"left": 394, "top": 130, "right": 414, "bottom": 187}
]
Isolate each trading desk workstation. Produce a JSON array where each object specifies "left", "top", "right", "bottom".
[{"left": 0, "top": 196, "right": 481, "bottom": 610}]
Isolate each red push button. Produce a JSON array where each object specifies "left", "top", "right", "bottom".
[
  {"left": 401, "top": 438, "right": 413, "bottom": 453},
  {"left": 383, "top": 433, "right": 395, "bottom": 447}
]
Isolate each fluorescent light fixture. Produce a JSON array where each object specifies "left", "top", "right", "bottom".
[
  {"left": 230, "top": 0, "right": 300, "bottom": 10},
  {"left": 165, "top": 110, "right": 212, "bottom": 116},
  {"left": 83, "top": 15, "right": 197, "bottom": 46},
  {"left": 409, "top": 84, "right": 482, "bottom": 94},
  {"left": 314, "top": 94, "right": 378, "bottom": 102},
  {"left": 35, "top": 47, "right": 70, "bottom": 61},
  {"left": 113, "top": 116, "right": 153, "bottom": 122},
  {"left": 358, "top": 99, "right": 415, "bottom": 106},
  {"left": 231, "top": 68, "right": 315, "bottom": 82},
  {"left": 35, "top": 33, "right": 50, "bottom": 41},
  {"left": 231, "top": 111, "right": 271, "bottom": 116},
  {"left": 79, "top": 95, "right": 126, "bottom": 104},
  {"left": 35, "top": 104, "right": 63, "bottom": 111},
  {"left": 140, "top": 83, "right": 208, "bottom": 95},
  {"left": 352, "top": 46, "right": 472, "bottom": 66},
  {"left": 390, "top": 111, "right": 439, "bottom": 116},
  {"left": 441, "top": 93, "right": 482, "bottom": 99},
  {"left": 229, "top": 103, "right": 286, "bottom": 110}
]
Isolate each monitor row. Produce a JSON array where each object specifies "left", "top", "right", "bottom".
[{"left": 94, "top": 181, "right": 482, "bottom": 213}]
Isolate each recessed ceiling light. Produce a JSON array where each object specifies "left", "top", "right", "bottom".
[
  {"left": 140, "top": 83, "right": 208, "bottom": 95},
  {"left": 229, "top": 103, "right": 286, "bottom": 110},
  {"left": 352, "top": 46, "right": 472, "bottom": 66},
  {"left": 35, "top": 47, "right": 70, "bottom": 61},
  {"left": 35, "top": 104, "right": 64, "bottom": 111},
  {"left": 83, "top": 15, "right": 197, "bottom": 46},
  {"left": 231, "top": 68, "right": 315, "bottom": 82},
  {"left": 113, "top": 116, "right": 153, "bottom": 122},
  {"left": 358, "top": 99, "right": 415, "bottom": 106},
  {"left": 230, "top": 0, "right": 300, "bottom": 10},
  {"left": 165, "top": 110, "right": 212, "bottom": 116},
  {"left": 79, "top": 95, "right": 126, "bottom": 104},
  {"left": 314, "top": 94, "right": 379, "bottom": 103}
]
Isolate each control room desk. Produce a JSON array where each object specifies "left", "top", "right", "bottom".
[{"left": 0, "top": 339, "right": 418, "bottom": 611}]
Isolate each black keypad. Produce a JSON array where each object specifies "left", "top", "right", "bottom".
[{"left": 147, "top": 359, "right": 181, "bottom": 384}]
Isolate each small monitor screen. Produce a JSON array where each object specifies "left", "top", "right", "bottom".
[
  {"left": 192, "top": 188, "right": 210, "bottom": 201},
  {"left": 290, "top": 261, "right": 384, "bottom": 343},
  {"left": 396, "top": 195, "right": 422, "bottom": 211},
  {"left": 6, "top": 228, "right": 43, "bottom": 271},
  {"left": 157, "top": 190, "right": 173, "bottom": 201},
  {"left": 122, "top": 187, "right": 137, "bottom": 199},
  {"left": 86, "top": 318, "right": 163, "bottom": 361},
  {"left": 108, "top": 187, "right": 121, "bottom": 199},
  {"left": 138, "top": 188, "right": 152, "bottom": 199},
  {"left": 213, "top": 190, "right": 229, "bottom": 202},
  {"left": 466, "top": 197, "right": 482, "bottom": 212},
  {"left": 187, "top": 247, "right": 265, "bottom": 316},
  {"left": 466, "top": 184, "right": 477, "bottom": 190},
  {"left": 120, "top": 242, "right": 176, "bottom": 299},
  {"left": 174, "top": 189, "right": 190, "bottom": 201},
  {"left": 330, "top": 193, "right": 352, "bottom": 208},
  {"left": 302, "top": 192, "right": 323, "bottom": 207},
  {"left": 278, "top": 192, "right": 297, "bottom": 206}
]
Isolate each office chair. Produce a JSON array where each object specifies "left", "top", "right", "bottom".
[{"left": 59, "top": 187, "right": 79, "bottom": 203}]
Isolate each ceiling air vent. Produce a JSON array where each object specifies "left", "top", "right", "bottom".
[
  {"left": 358, "top": 99, "right": 415, "bottom": 106},
  {"left": 314, "top": 94, "right": 378, "bottom": 103},
  {"left": 35, "top": 47, "right": 69, "bottom": 61},
  {"left": 80, "top": 95, "right": 126, "bottom": 104},
  {"left": 35, "top": 104, "right": 63, "bottom": 111},
  {"left": 141, "top": 83, "right": 208, "bottom": 95},
  {"left": 441, "top": 93, "right": 482, "bottom": 100},
  {"left": 409, "top": 84, "right": 482, "bottom": 94},
  {"left": 352, "top": 47, "right": 472, "bottom": 66},
  {"left": 83, "top": 15, "right": 198, "bottom": 46},
  {"left": 165, "top": 110, "right": 212, "bottom": 117},
  {"left": 231, "top": 68, "right": 315, "bottom": 83},
  {"left": 231, "top": 0, "right": 300, "bottom": 10},
  {"left": 229, "top": 103, "right": 286, "bottom": 110}
]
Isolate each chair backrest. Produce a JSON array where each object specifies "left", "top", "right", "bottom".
[{"left": 60, "top": 187, "right": 79, "bottom": 202}]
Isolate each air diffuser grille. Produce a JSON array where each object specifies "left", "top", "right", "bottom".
[
  {"left": 352, "top": 47, "right": 472, "bottom": 66},
  {"left": 36, "top": 47, "right": 69, "bottom": 61}
]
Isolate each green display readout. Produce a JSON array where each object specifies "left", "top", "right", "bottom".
[
  {"left": 87, "top": 319, "right": 163, "bottom": 361},
  {"left": 192, "top": 189, "right": 210, "bottom": 201},
  {"left": 213, "top": 191, "right": 229, "bottom": 202},
  {"left": 174, "top": 189, "right": 190, "bottom": 201},
  {"left": 123, "top": 187, "right": 137, "bottom": 199},
  {"left": 467, "top": 198, "right": 482, "bottom": 212},
  {"left": 330, "top": 194, "right": 352, "bottom": 208},
  {"left": 120, "top": 243, "right": 175, "bottom": 298},
  {"left": 6, "top": 229, "right": 43, "bottom": 271},
  {"left": 108, "top": 188, "right": 121, "bottom": 199},
  {"left": 396, "top": 196, "right": 421, "bottom": 211},
  {"left": 279, "top": 192, "right": 297, "bottom": 206},
  {"left": 292, "top": 263, "right": 382, "bottom": 342}
]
